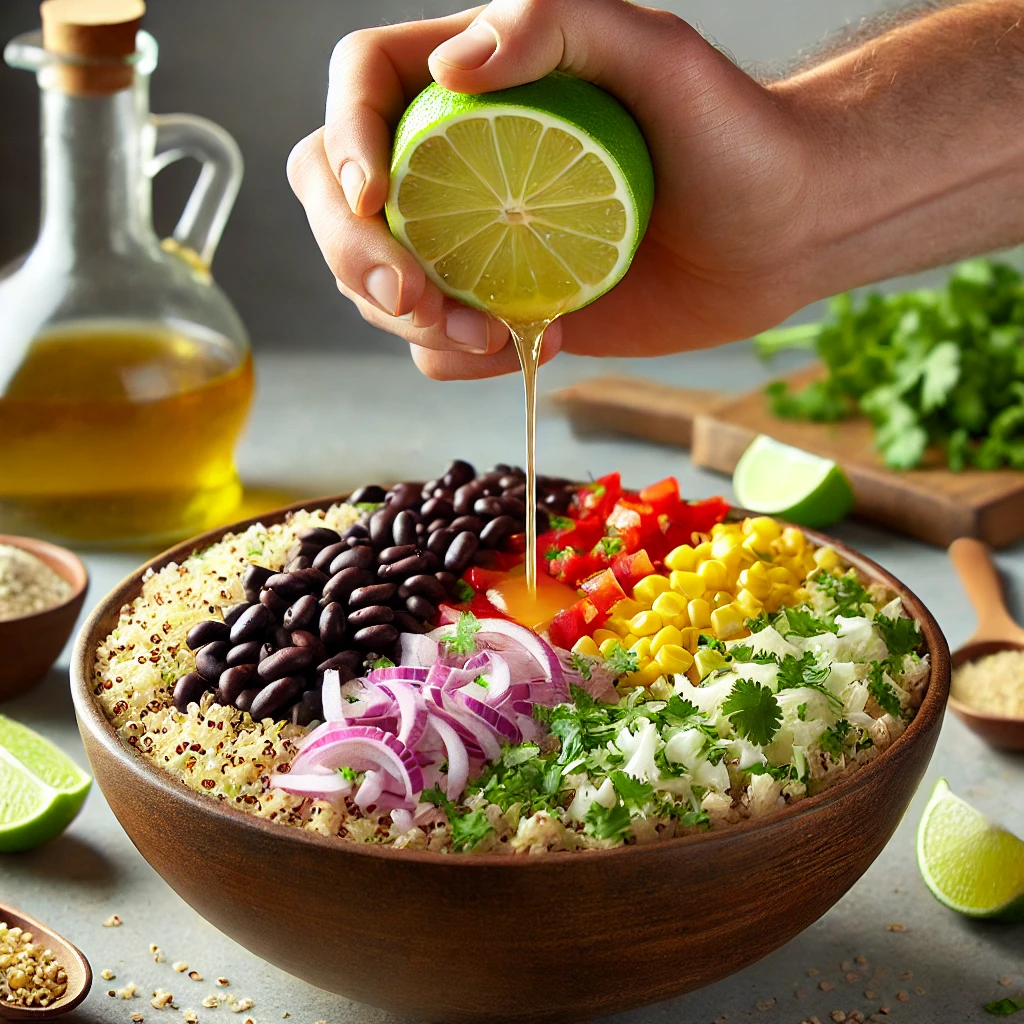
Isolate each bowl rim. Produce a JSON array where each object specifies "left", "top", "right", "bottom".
[
  {"left": 71, "top": 491, "right": 951, "bottom": 868},
  {"left": 0, "top": 533, "right": 89, "bottom": 626}
]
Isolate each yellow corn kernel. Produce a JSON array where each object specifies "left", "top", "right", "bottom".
[
  {"left": 650, "top": 624, "right": 683, "bottom": 657},
  {"left": 669, "top": 570, "right": 706, "bottom": 600},
  {"left": 710, "top": 521, "right": 740, "bottom": 538},
  {"left": 693, "top": 541, "right": 713, "bottom": 562},
  {"left": 652, "top": 590, "right": 689, "bottom": 620},
  {"left": 623, "top": 663, "right": 665, "bottom": 689},
  {"left": 710, "top": 603, "right": 745, "bottom": 639},
  {"left": 687, "top": 598, "right": 712, "bottom": 629},
  {"left": 791, "top": 586, "right": 812, "bottom": 605},
  {"left": 664, "top": 544, "right": 697, "bottom": 572},
  {"left": 629, "top": 610, "right": 663, "bottom": 637},
  {"left": 679, "top": 627, "right": 700, "bottom": 652},
  {"left": 621, "top": 633, "right": 640, "bottom": 649},
  {"left": 775, "top": 526, "right": 806, "bottom": 557},
  {"left": 592, "top": 628, "right": 621, "bottom": 647},
  {"left": 710, "top": 533, "right": 741, "bottom": 560},
  {"left": 609, "top": 598, "right": 646, "bottom": 620},
  {"left": 734, "top": 587, "right": 764, "bottom": 619},
  {"left": 599, "top": 637, "right": 624, "bottom": 658},
  {"left": 571, "top": 635, "right": 601, "bottom": 658},
  {"left": 767, "top": 564, "right": 796, "bottom": 585},
  {"left": 696, "top": 558, "right": 728, "bottom": 591},
  {"left": 741, "top": 534, "right": 772, "bottom": 561},
  {"left": 766, "top": 582, "right": 793, "bottom": 610},
  {"left": 813, "top": 545, "right": 843, "bottom": 572},
  {"left": 738, "top": 565, "right": 771, "bottom": 600},
  {"left": 630, "top": 638, "right": 653, "bottom": 663},
  {"left": 633, "top": 574, "right": 672, "bottom": 605},
  {"left": 743, "top": 516, "right": 783, "bottom": 542},
  {"left": 709, "top": 589, "right": 731, "bottom": 609},
  {"left": 604, "top": 616, "right": 632, "bottom": 636},
  {"left": 655, "top": 644, "right": 694, "bottom": 675}
]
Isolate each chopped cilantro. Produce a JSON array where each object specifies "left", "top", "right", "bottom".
[
  {"left": 354, "top": 501, "right": 383, "bottom": 513},
  {"left": 662, "top": 695, "right": 699, "bottom": 721},
  {"left": 584, "top": 799, "right": 632, "bottom": 840},
  {"left": 797, "top": 702, "right": 808, "bottom": 721},
  {"left": 439, "top": 611, "right": 481, "bottom": 655},
  {"left": 549, "top": 514, "right": 574, "bottom": 531},
  {"left": 776, "top": 652, "right": 841, "bottom": 710},
  {"left": 985, "top": 996, "right": 1024, "bottom": 1015},
  {"left": 746, "top": 611, "right": 772, "bottom": 633},
  {"left": 781, "top": 606, "right": 839, "bottom": 638},
  {"left": 603, "top": 642, "right": 639, "bottom": 678},
  {"left": 596, "top": 535, "right": 624, "bottom": 557},
  {"left": 678, "top": 807, "right": 711, "bottom": 829},
  {"left": 569, "top": 652, "right": 594, "bottom": 680},
  {"left": 819, "top": 718, "right": 852, "bottom": 759},
  {"left": 868, "top": 663, "right": 903, "bottom": 718},
  {"left": 609, "top": 771, "right": 654, "bottom": 812},
  {"left": 473, "top": 675, "right": 489, "bottom": 688},
  {"left": 721, "top": 678, "right": 782, "bottom": 747},
  {"left": 874, "top": 614, "right": 921, "bottom": 664},
  {"left": 453, "top": 579, "right": 475, "bottom": 603},
  {"left": 246, "top": 542, "right": 263, "bottom": 556},
  {"left": 730, "top": 644, "right": 778, "bottom": 664},
  {"left": 746, "top": 762, "right": 793, "bottom": 781},
  {"left": 371, "top": 656, "right": 395, "bottom": 669},
  {"left": 421, "top": 786, "right": 495, "bottom": 851},
  {"left": 586, "top": 482, "right": 607, "bottom": 500},
  {"left": 698, "top": 635, "right": 727, "bottom": 652},
  {"left": 815, "top": 571, "right": 873, "bottom": 617},
  {"left": 337, "top": 766, "right": 358, "bottom": 781}
]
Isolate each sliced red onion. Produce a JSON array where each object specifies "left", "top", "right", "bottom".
[
  {"left": 437, "top": 692, "right": 502, "bottom": 762},
  {"left": 381, "top": 681, "right": 428, "bottom": 749},
  {"left": 455, "top": 693, "right": 521, "bottom": 744},
  {"left": 425, "top": 714, "right": 469, "bottom": 800},
  {"left": 436, "top": 604, "right": 462, "bottom": 625},
  {"left": 398, "top": 631, "right": 441, "bottom": 667},
  {"left": 355, "top": 769, "right": 385, "bottom": 809},
  {"left": 368, "top": 665, "right": 430, "bottom": 684},
  {"left": 321, "top": 669, "right": 345, "bottom": 722},
  {"left": 269, "top": 769, "right": 353, "bottom": 801},
  {"left": 474, "top": 619, "right": 567, "bottom": 705},
  {"left": 556, "top": 647, "right": 618, "bottom": 702}
]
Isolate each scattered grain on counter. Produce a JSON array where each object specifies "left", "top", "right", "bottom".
[
  {"left": 887, "top": 922, "right": 908, "bottom": 933},
  {"left": 131, "top": 1014, "right": 144, "bottom": 1022},
  {"left": 231, "top": 996, "right": 255, "bottom": 1012},
  {"left": 820, "top": 980, "right": 836, "bottom": 992},
  {"left": 103, "top": 914, "right": 123, "bottom": 927},
  {"left": 150, "top": 944, "right": 166, "bottom": 963},
  {"left": 183, "top": 1012, "right": 198, "bottom": 1023},
  {"left": 0, "top": 921, "right": 68, "bottom": 1008},
  {"left": 1000, "top": 975, "right": 1014, "bottom": 987},
  {"left": 151, "top": 988, "right": 174, "bottom": 1008},
  {"left": 188, "top": 970, "right": 202, "bottom": 981},
  {"left": 173, "top": 961, "right": 188, "bottom": 973},
  {"left": 0, "top": 544, "right": 72, "bottom": 620},
  {"left": 952, "top": 649, "right": 1024, "bottom": 717},
  {"left": 101, "top": 968, "right": 116, "bottom": 980},
  {"left": 118, "top": 982, "right": 138, "bottom": 999},
  {"left": 217, "top": 976, "right": 230, "bottom": 986}
]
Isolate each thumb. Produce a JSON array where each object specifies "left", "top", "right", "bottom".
[{"left": 427, "top": 0, "right": 746, "bottom": 130}]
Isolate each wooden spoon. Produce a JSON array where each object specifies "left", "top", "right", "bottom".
[
  {"left": 0, "top": 904, "right": 91, "bottom": 1021},
  {"left": 947, "top": 537, "right": 1024, "bottom": 751}
]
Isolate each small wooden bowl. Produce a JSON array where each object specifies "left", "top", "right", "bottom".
[
  {"left": 949, "top": 640, "right": 1024, "bottom": 751},
  {"left": 0, "top": 536, "right": 88, "bottom": 703},
  {"left": 69, "top": 497, "right": 950, "bottom": 1024}
]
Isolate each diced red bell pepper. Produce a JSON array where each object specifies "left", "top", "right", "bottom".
[
  {"left": 545, "top": 547, "right": 602, "bottom": 587},
  {"left": 468, "top": 592, "right": 510, "bottom": 620},
  {"left": 639, "top": 476, "right": 682, "bottom": 516},
  {"left": 610, "top": 549, "right": 656, "bottom": 592},
  {"left": 536, "top": 514, "right": 605, "bottom": 562},
  {"left": 579, "top": 568, "right": 627, "bottom": 614},
  {"left": 684, "top": 496, "right": 731, "bottom": 535},
  {"left": 464, "top": 565, "right": 508, "bottom": 592},
  {"left": 605, "top": 501, "right": 644, "bottom": 551},
  {"left": 548, "top": 597, "right": 605, "bottom": 650},
  {"left": 504, "top": 532, "right": 527, "bottom": 555},
  {"left": 575, "top": 472, "right": 622, "bottom": 519}
]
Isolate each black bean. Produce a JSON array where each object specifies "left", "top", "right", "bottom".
[
  {"left": 287, "top": 540, "right": 323, "bottom": 562},
  {"left": 369, "top": 505, "right": 398, "bottom": 547},
  {"left": 298, "top": 526, "right": 341, "bottom": 547},
  {"left": 222, "top": 602, "right": 250, "bottom": 627},
  {"left": 480, "top": 515, "right": 516, "bottom": 549},
  {"left": 272, "top": 626, "right": 293, "bottom": 650},
  {"left": 453, "top": 481, "right": 486, "bottom": 515},
  {"left": 283, "top": 594, "right": 318, "bottom": 631},
  {"left": 535, "top": 507, "right": 551, "bottom": 533},
  {"left": 349, "top": 583, "right": 398, "bottom": 609},
  {"left": 405, "top": 595, "right": 438, "bottom": 622},
  {"left": 378, "top": 553, "right": 432, "bottom": 580},
  {"left": 420, "top": 550, "right": 440, "bottom": 570},
  {"left": 377, "top": 544, "right": 417, "bottom": 564},
  {"left": 226, "top": 641, "right": 262, "bottom": 667},
  {"left": 291, "top": 701, "right": 314, "bottom": 727},
  {"left": 322, "top": 566, "right": 375, "bottom": 605},
  {"left": 353, "top": 624, "right": 399, "bottom": 648},
  {"left": 234, "top": 688, "right": 260, "bottom": 714},
  {"left": 393, "top": 611, "right": 428, "bottom": 634},
  {"left": 399, "top": 574, "right": 447, "bottom": 602},
  {"left": 258, "top": 646, "right": 319, "bottom": 682},
  {"left": 250, "top": 677, "right": 305, "bottom": 720},
  {"left": 488, "top": 463, "right": 512, "bottom": 475},
  {"left": 195, "top": 641, "right": 230, "bottom": 681},
  {"left": 392, "top": 509, "right": 420, "bottom": 547},
  {"left": 302, "top": 687, "right": 324, "bottom": 719},
  {"left": 217, "top": 664, "right": 258, "bottom": 704},
  {"left": 350, "top": 484, "right": 386, "bottom": 505},
  {"left": 420, "top": 497, "right": 454, "bottom": 521},
  {"left": 317, "top": 651, "right": 361, "bottom": 676},
  {"left": 241, "top": 565, "right": 274, "bottom": 602},
  {"left": 386, "top": 482, "right": 422, "bottom": 510},
  {"left": 450, "top": 515, "right": 485, "bottom": 534},
  {"left": 430, "top": 487, "right": 455, "bottom": 502},
  {"left": 329, "top": 546, "right": 375, "bottom": 574},
  {"left": 312, "top": 541, "right": 348, "bottom": 573},
  {"left": 172, "top": 672, "right": 208, "bottom": 712},
  {"left": 343, "top": 523, "right": 371, "bottom": 541},
  {"left": 259, "top": 642, "right": 275, "bottom": 663},
  {"left": 319, "top": 603, "right": 348, "bottom": 648},
  {"left": 498, "top": 473, "right": 524, "bottom": 488},
  {"left": 265, "top": 568, "right": 328, "bottom": 599},
  {"left": 543, "top": 489, "right": 572, "bottom": 513},
  {"left": 229, "top": 603, "right": 272, "bottom": 644},
  {"left": 285, "top": 556, "right": 312, "bottom": 572},
  {"left": 473, "top": 549, "right": 501, "bottom": 570},
  {"left": 498, "top": 495, "right": 526, "bottom": 517},
  {"left": 444, "top": 532, "right": 479, "bottom": 573},
  {"left": 347, "top": 536, "right": 373, "bottom": 549},
  {"left": 427, "top": 528, "right": 456, "bottom": 556},
  {"left": 348, "top": 605, "right": 395, "bottom": 629},
  {"left": 186, "top": 619, "right": 229, "bottom": 651},
  {"left": 291, "top": 631, "right": 325, "bottom": 659},
  {"left": 505, "top": 482, "right": 527, "bottom": 499},
  {"left": 442, "top": 459, "right": 476, "bottom": 489},
  {"left": 435, "top": 571, "right": 459, "bottom": 595},
  {"left": 473, "top": 496, "right": 506, "bottom": 518},
  {"left": 424, "top": 519, "right": 448, "bottom": 536},
  {"left": 259, "top": 589, "right": 288, "bottom": 616},
  {"left": 421, "top": 478, "right": 441, "bottom": 499}
]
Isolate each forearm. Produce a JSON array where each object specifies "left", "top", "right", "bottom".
[{"left": 774, "top": 0, "right": 1024, "bottom": 298}]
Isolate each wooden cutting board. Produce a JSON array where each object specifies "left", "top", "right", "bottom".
[{"left": 551, "top": 367, "right": 1024, "bottom": 548}]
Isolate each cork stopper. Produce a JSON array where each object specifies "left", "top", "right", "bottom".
[{"left": 40, "top": 0, "right": 145, "bottom": 95}]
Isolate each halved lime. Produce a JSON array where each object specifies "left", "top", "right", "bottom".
[
  {"left": 0, "top": 715, "right": 91, "bottom": 853},
  {"left": 732, "top": 434, "right": 855, "bottom": 528},
  {"left": 386, "top": 72, "right": 654, "bottom": 324},
  {"left": 917, "top": 778, "right": 1024, "bottom": 921}
]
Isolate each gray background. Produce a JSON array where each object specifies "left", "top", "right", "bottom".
[{"left": 0, "top": 0, "right": 895, "bottom": 350}]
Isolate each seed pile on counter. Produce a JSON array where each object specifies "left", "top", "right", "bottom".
[
  {"left": 0, "top": 543, "right": 72, "bottom": 621},
  {"left": 0, "top": 921, "right": 68, "bottom": 1008},
  {"left": 173, "top": 461, "right": 574, "bottom": 724}
]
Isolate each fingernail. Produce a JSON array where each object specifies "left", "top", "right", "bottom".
[
  {"left": 364, "top": 265, "right": 400, "bottom": 315},
  {"left": 340, "top": 161, "right": 366, "bottom": 214},
  {"left": 432, "top": 23, "right": 498, "bottom": 70},
  {"left": 446, "top": 307, "right": 489, "bottom": 351}
]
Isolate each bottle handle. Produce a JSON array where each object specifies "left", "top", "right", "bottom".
[{"left": 149, "top": 113, "right": 244, "bottom": 269}]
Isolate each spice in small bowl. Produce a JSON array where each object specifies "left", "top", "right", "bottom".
[
  {"left": 951, "top": 648, "right": 1024, "bottom": 719},
  {"left": 0, "top": 535, "right": 88, "bottom": 702}
]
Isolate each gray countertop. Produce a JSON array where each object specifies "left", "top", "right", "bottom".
[{"left": 2, "top": 341, "right": 1022, "bottom": 1024}]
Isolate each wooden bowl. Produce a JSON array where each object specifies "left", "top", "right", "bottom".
[
  {"left": 948, "top": 640, "right": 1024, "bottom": 751},
  {"left": 69, "top": 497, "right": 950, "bottom": 1024},
  {"left": 0, "top": 536, "right": 88, "bottom": 702}
]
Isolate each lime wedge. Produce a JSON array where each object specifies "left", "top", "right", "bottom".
[
  {"left": 386, "top": 72, "right": 654, "bottom": 324},
  {"left": 0, "top": 715, "right": 91, "bottom": 853},
  {"left": 917, "top": 778, "right": 1024, "bottom": 921},
  {"left": 732, "top": 434, "right": 855, "bottom": 528}
]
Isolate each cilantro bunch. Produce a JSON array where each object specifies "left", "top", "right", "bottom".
[{"left": 756, "top": 259, "right": 1024, "bottom": 470}]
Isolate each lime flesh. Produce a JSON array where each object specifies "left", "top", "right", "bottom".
[
  {"left": 387, "top": 72, "right": 654, "bottom": 324},
  {"left": 917, "top": 778, "right": 1024, "bottom": 921},
  {"left": 732, "top": 434, "right": 855, "bottom": 528},
  {"left": 0, "top": 715, "right": 91, "bottom": 853}
]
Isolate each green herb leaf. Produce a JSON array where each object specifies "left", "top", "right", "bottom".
[
  {"left": 453, "top": 579, "right": 475, "bottom": 603},
  {"left": 814, "top": 571, "right": 873, "bottom": 618},
  {"left": 722, "top": 679, "right": 782, "bottom": 747},
  {"left": 549, "top": 514, "right": 574, "bottom": 531},
  {"left": 730, "top": 644, "right": 778, "bottom": 665},
  {"left": 584, "top": 799, "right": 633, "bottom": 840},
  {"left": 371, "top": 656, "right": 395, "bottom": 669},
  {"left": 603, "top": 642, "right": 639, "bottom": 678},
  {"left": 874, "top": 614, "right": 921, "bottom": 662},
  {"left": 609, "top": 771, "right": 654, "bottom": 812},
  {"left": 797, "top": 703, "right": 808, "bottom": 721},
  {"left": 354, "top": 501, "right": 384, "bottom": 513},
  {"left": 781, "top": 607, "right": 839, "bottom": 638},
  {"left": 819, "top": 718, "right": 851, "bottom": 758},
  {"left": 595, "top": 535, "right": 624, "bottom": 557},
  {"left": 439, "top": 611, "right": 481, "bottom": 655},
  {"left": 868, "top": 663, "right": 903, "bottom": 718},
  {"left": 569, "top": 652, "right": 594, "bottom": 680},
  {"left": 986, "top": 997, "right": 1024, "bottom": 1016}
]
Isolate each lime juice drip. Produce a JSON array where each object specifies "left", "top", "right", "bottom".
[{"left": 506, "top": 318, "right": 555, "bottom": 599}]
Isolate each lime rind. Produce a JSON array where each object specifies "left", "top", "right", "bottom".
[
  {"left": 0, "top": 713, "right": 91, "bottom": 792},
  {"left": 917, "top": 778, "right": 1024, "bottom": 922}
]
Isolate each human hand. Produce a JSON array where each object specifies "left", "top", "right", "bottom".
[{"left": 287, "top": 0, "right": 818, "bottom": 379}]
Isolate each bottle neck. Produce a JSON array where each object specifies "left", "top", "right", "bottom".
[{"left": 36, "top": 79, "right": 155, "bottom": 260}]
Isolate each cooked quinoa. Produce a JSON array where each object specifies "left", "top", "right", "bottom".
[{"left": 93, "top": 504, "right": 929, "bottom": 855}]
